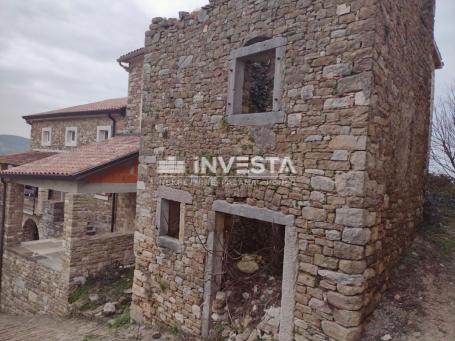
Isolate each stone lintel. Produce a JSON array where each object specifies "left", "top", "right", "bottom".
[
  {"left": 212, "top": 200, "right": 294, "bottom": 226},
  {"left": 229, "top": 36, "right": 287, "bottom": 59},
  {"left": 226, "top": 111, "right": 285, "bottom": 127},
  {"left": 156, "top": 186, "right": 193, "bottom": 204}
]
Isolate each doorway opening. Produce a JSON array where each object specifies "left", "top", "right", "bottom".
[
  {"left": 23, "top": 219, "right": 39, "bottom": 241},
  {"left": 210, "top": 214, "right": 285, "bottom": 339}
]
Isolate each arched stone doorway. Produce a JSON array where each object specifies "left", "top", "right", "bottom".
[{"left": 23, "top": 219, "right": 39, "bottom": 241}]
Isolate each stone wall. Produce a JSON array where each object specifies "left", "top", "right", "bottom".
[
  {"left": 131, "top": 0, "right": 437, "bottom": 339},
  {"left": 67, "top": 232, "right": 135, "bottom": 288},
  {"left": 363, "top": 0, "right": 436, "bottom": 316},
  {"left": 115, "top": 193, "right": 137, "bottom": 232},
  {"left": 30, "top": 114, "right": 126, "bottom": 151},
  {"left": 0, "top": 248, "right": 69, "bottom": 316},
  {"left": 87, "top": 195, "right": 114, "bottom": 234},
  {"left": 63, "top": 193, "right": 135, "bottom": 288},
  {"left": 0, "top": 180, "right": 4, "bottom": 230},
  {"left": 62, "top": 193, "right": 113, "bottom": 236},
  {"left": 4, "top": 182, "right": 24, "bottom": 247},
  {"left": 38, "top": 200, "right": 64, "bottom": 239},
  {"left": 126, "top": 57, "right": 144, "bottom": 135}
]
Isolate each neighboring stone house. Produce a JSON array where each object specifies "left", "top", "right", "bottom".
[
  {"left": 129, "top": 0, "right": 443, "bottom": 340},
  {"left": 0, "top": 49, "right": 145, "bottom": 315}
]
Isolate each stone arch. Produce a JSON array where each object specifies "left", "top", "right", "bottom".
[{"left": 23, "top": 219, "right": 39, "bottom": 241}]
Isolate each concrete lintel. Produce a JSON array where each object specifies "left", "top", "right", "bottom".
[
  {"left": 77, "top": 182, "right": 137, "bottom": 194},
  {"left": 156, "top": 236, "right": 182, "bottom": 253},
  {"left": 156, "top": 186, "right": 193, "bottom": 204},
  {"left": 230, "top": 36, "right": 287, "bottom": 59},
  {"left": 9, "top": 178, "right": 79, "bottom": 193},
  {"left": 226, "top": 111, "right": 285, "bottom": 127},
  {"left": 212, "top": 200, "right": 294, "bottom": 226},
  {"left": 6, "top": 178, "right": 136, "bottom": 194}
]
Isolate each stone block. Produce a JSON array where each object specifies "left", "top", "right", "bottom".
[
  {"left": 335, "top": 171, "right": 366, "bottom": 196},
  {"left": 321, "top": 321, "right": 362, "bottom": 341},
  {"left": 324, "top": 97, "right": 353, "bottom": 110},
  {"left": 326, "top": 230, "right": 341, "bottom": 241},
  {"left": 332, "top": 150, "right": 349, "bottom": 161},
  {"left": 314, "top": 254, "right": 338, "bottom": 270},
  {"left": 311, "top": 176, "right": 335, "bottom": 192},
  {"left": 298, "top": 273, "right": 316, "bottom": 287},
  {"left": 323, "top": 63, "right": 352, "bottom": 79},
  {"left": 339, "top": 260, "right": 367, "bottom": 274},
  {"left": 334, "top": 242, "right": 364, "bottom": 260},
  {"left": 301, "top": 85, "right": 314, "bottom": 99},
  {"left": 309, "top": 298, "right": 332, "bottom": 314},
  {"left": 350, "top": 151, "right": 367, "bottom": 170},
  {"left": 302, "top": 207, "right": 327, "bottom": 222},
  {"left": 326, "top": 291, "right": 363, "bottom": 310},
  {"left": 333, "top": 309, "right": 363, "bottom": 327},
  {"left": 337, "top": 284, "right": 367, "bottom": 296},
  {"left": 288, "top": 113, "right": 302, "bottom": 127},
  {"left": 336, "top": 4, "right": 351, "bottom": 16},
  {"left": 318, "top": 270, "right": 365, "bottom": 287},
  {"left": 329, "top": 135, "right": 367, "bottom": 151},
  {"left": 300, "top": 263, "right": 318, "bottom": 276},
  {"left": 342, "top": 228, "right": 371, "bottom": 245},
  {"left": 337, "top": 73, "right": 372, "bottom": 95},
  {"left": 335, "top": 208, "right": 368, "bottom": 227}
]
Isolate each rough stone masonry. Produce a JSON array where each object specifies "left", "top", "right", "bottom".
[{"left": 130, "top": 0, "right": 440, "bottom": 340}]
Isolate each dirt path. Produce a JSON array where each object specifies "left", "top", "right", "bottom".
[
  {"left": 0, "top": 314, "right": 129, "bottom": 341},
  {"left": 0, "top": 314, "right": 177, "bottom": 341},
  {"left": 363, "top": 181, "right": 455, "bottom": 341}
]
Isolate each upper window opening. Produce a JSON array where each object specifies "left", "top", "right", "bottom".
[
  {"left": 226, "top": 36, "right": 287, "bottom": 125},
  {"left": 160, "top": 198, "right": 181, "bottom": 240},
  {"left": 97, "top": 126, "right": 112, "bottom": 142},
  {"left": 41, "top": 128, "right": 52, "bottom": 147},
  {"left": 65, "top": 127, "right": 78, "bottom": 147},
  {"left": 242, "top": 50, "right": 275, "bottom": 114}
]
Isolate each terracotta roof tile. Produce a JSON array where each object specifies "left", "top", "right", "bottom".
[
  {"left": 1, "top": 136, "right": 139, "bottom": 179},
  {"left": 0, "top": 151, "right": 57, "bottom": 166},
  {"left": 23, "top": 98, "right": 127, "bottom": 121},
  {"left": 117, "top": 48, "right": 145, "bottom": 63}
]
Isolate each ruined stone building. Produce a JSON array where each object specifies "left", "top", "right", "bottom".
[
  {"left": 0, "top": 50, "right": 144, "bottom": 315},
  {"left": 128, "top": 0, "right": 443, "bottom": 340},
  {"left": 0, "top": 0, "right": 444, "bottom": 340}
]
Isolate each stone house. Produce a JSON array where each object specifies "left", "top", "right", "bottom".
[
  {"left": 0, "top": 49, "right": 145, "bottom": 315},
  {"left": 129, "top": 0, "right": 443, "bottom": 340}
]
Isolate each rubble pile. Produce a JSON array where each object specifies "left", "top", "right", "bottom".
[{"left": 211, "top": 266, "right": 282, "bottom": 340}]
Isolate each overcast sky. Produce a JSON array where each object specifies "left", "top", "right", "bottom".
[{"left": 0, "top": 0, "right": 453, "bottom": 138}]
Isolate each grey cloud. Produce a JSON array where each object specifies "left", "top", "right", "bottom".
[{"left": 0, "top": 0, "right": 452, "bottom": 138}]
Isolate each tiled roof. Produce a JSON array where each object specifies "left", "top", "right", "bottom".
[
  {"left": 1, "top": 136, "right": 139, "bottom": 179},
  {"left": 23, "top": 98, "right": 127, "bottom": 121},
  {"left": 0, "top": 151, "right": 57, "bottom": 166},
  {"left": 117, "top": 48, "right": 145, "bottom": 63}
]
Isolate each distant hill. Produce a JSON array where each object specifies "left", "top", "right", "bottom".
[{"left": 0, "top": 135, "right": 30, "bottom": 155}]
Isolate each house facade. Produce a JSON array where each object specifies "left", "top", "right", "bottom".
[
  {"left": 0, "top": 50, "right": 144, "bottom": 316},
  {"left": 129, "top": 0, "right": 442, "bottom": 340}
]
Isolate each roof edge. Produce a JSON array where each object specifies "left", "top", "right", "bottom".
[
  {"left": 1, "top": 151, "right": 139, "bottom": 182},
  {"left": 117, "top": 48, "right": 145, "bottom": 63},
  {"left": 23, "top": 107, "right": 126, "bottom": 123},
  {"left": 433, "top": 40, "right": 444, "bottom": 70}
]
